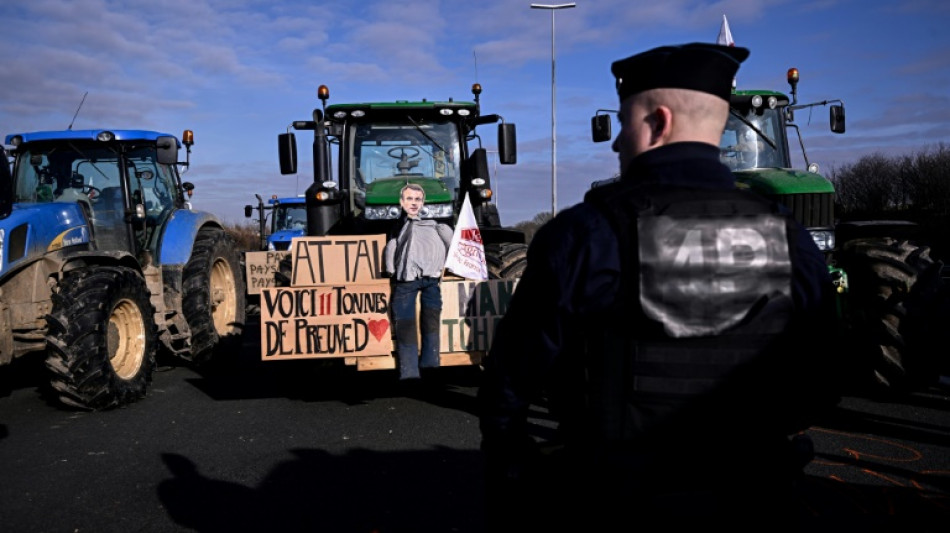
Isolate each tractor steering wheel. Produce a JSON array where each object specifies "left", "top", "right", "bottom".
[
  {"left": 387, "top": 146, "right": 420, "bottom": 160},
  {"left": 83, "top": 185, "right": 101, "bottom": 201}
]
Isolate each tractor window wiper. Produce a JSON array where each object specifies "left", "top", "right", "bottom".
[
  {"left": 728, "top": 108, "right": 777, "bottom": 150},
  {"left": 66, "top": 141, "right": 116, "bottom": 182},
  {"left": 407, "top": 117, "right": 446, "bottom": 154}
]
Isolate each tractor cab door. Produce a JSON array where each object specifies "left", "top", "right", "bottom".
[
  {"left": 59, "top": 149, "right": 134, "bottom": 253},
  {"left": 126, "top": 151, "right": 178, "bottom": 258}
]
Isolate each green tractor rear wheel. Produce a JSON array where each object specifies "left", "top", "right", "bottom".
[
  {"left": 486, "top": 243, "right": 528, "bottom": 280},
  {"left": 837, "top": 237, "right": 945, "bottom": 394}
]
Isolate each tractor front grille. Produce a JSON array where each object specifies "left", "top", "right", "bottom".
[{"left": 768, "top": 192, "right": 835, "bottom": 229}]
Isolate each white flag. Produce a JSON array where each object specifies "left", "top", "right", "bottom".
[
  {"left": 718, "top": 14, "right": 738, "bottom": 90},
  {"left": 717, "top": 14, "right": 735, "bottom": 46},
  {"left": 444, "top": 192, "right": 489, "bottom": 281}
]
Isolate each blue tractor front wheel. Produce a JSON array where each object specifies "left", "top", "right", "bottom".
[{"left": 45, "top": 266, "right": 158, "bottom": 410}]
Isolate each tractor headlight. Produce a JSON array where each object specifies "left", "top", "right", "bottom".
[
  {"left": 364, "top": 203, "right": 455, "bottom": 220},
  {"left": 810, "top": 230, "right": 835, "bottom": 252},
  {"left": 365, "top": 205, "right": 403, "bottom": 220},
  {"left": 420, "top": 203, "right": 453, "bottom": 219}
]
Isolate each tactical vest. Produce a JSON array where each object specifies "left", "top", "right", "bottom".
[{"left": 563, "top": 182, "right": 798, "bottom": 449}]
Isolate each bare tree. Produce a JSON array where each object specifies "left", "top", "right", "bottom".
[
  {"left": 832, "top": 153, "right": 902, "bottom": 215},
  {"left": 906, "top": 143, "right": 950, "bottom": 215},
  {"left": 832, "top": 144, "right": 950, "bottom": 261},
  {"left": 513, "top": 211, "right": 554, "bottom": 245}
]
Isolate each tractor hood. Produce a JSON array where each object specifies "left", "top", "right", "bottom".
[
  {"left": 0, "top": 203, "right": 90, "bottom": 280},
  {"left": 733, "top": 168, "right": 835, "bottom": 196},
  {"left": 364, "top": 177, "right": 453, "bottom": 206},
  {"left": 269, "top": 228, "right": 305, "bottom": 248}
]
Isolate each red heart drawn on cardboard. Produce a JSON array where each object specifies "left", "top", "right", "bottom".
[{"left": 368, "top": 319, "right": 390, "bottom": 342}]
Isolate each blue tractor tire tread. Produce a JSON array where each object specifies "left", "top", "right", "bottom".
[
  {"left": 181, "top": 227, "right": 247, "bottom": 366},
  {"left": 45, "top": 266, "right": 157, "bottom": 410}
]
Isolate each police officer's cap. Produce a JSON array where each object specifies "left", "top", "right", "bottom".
[{"left": 611, "top": 42, "right": 750, "bottom": 102}]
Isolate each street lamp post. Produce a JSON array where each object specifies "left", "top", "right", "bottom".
[{"left": 531, "top": 2, "right": 575, "bottom": 217}]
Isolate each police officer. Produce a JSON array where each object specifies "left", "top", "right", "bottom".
[{"left": 477, "top": 43, "right": 843, "bottom": 531}]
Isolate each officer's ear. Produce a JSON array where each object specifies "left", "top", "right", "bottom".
[{"left": 649, "top": 106, "right": 674, "bottom": 145}]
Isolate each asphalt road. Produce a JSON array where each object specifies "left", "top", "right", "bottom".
[
  {"left": 798, "top": 381, "right": 950, "bottom": 532},
  {"left": 1, "top": 318, "right": 949, "bottom": 532}
]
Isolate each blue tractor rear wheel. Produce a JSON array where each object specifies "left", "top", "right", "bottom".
[{"left": 181, "top": 227, "right": 247, "bottom": 365}]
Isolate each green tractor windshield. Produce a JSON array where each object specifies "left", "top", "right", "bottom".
[
  {"left": 349, "top": 119, "right": 461, "bottom": 221},
  {"left": 720, "top": 104, "right": 790, "bottom": 170}
]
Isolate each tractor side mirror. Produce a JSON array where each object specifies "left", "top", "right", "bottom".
[
  {"left": 156, "top": 135, "right": 179, "bottom": 165},
  {"left": 591, "top": 114, "right": 612, "bottom": 143},
  {"left": 830, "top": 105, "right": 846, "bottom": 134},
  {"left": 497, "top": 123, "right": 517, "bottom": 165},
  {"left": 278, "top": 133, "right": 298, "bottom": 175}
]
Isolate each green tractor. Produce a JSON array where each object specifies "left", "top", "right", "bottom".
[
  {"left": 277, "top": 83, "right": 528, "bottom": 280},
  {"left": 592, "top": 67, "right": 945, "bottom": 394}
]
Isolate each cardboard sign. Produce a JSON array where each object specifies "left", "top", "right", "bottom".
[
  {"left": 289, "top": 235, "right": 388, "bottom": 287},
  {"left": 260, "top": 284, "right": 393, "bottom": 360},
  {"left": 258, "top": 278, "right": 521, "bottom": 360},
  {"left": 256, "top": 233, "right": 521, "bottom": 362},
  {"left": 440, "top": 278, "right": 519, "bottom": 352},
  {"left": 244, "top": 251, "right": 290, "bottom": 296}
]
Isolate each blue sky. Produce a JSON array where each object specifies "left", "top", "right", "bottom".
[{"left": 2, "top": 0, "right": 948, "bottom": 227}]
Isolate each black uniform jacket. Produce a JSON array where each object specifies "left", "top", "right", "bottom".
[{"left": 477, "top": 142, "right": 840, "bottom": 467}]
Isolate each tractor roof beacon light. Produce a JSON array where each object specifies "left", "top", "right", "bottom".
[
  {"left": 787, "top": 68, "right": 800, "bottom": 105},
  {"left": 180, "top": 130, "right": 194, "bottom": 167},
  {"left": 318, "top": 85, "right": 330, "bottom": 116}
]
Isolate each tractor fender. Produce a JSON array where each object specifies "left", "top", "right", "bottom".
[
  {"left": 59, "top": 250, "right": 142, "bottom": 274},
  {"left": 156, "top": 209, "right": 224, "bottom": 265},
  {"left": 836, "top": 220, "right": 920, "bottom": 244}
]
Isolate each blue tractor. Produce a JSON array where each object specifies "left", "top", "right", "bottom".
[
  {"left": 244, "top": 194, "right": 307, "bottom": 251},
  {"left": 1, "top": 129, "right": 246, "bottom": 410}
]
